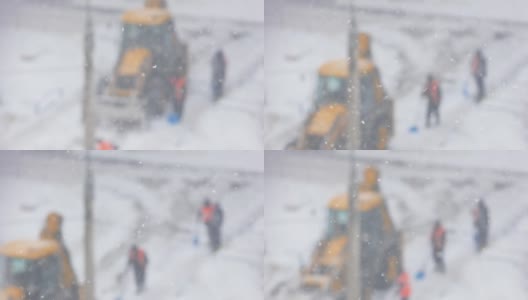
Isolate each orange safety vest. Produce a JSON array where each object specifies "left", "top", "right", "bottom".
[
  {"left": 430, "top": 80, "right": 440, "bottom": 103},
  {"left": 201, "top": 205, "right": 214, "bottom": 223},
  {"left": 432, "top": 226, "right": 445, "bottom": 249},
  {"left": 130, "top": 249, "right": 147, "bottom": 267},
  {"left": 398, "top": 272, "right": 411, "bottom": 298},
  {"left": 137, "top": 249, "right": 146, "bottom": 266},
  {"left": 472, "top": 55, "right": 480, "bottom": 75},
  {"left": 97, "top": 141, "right": 115, "bottom": 150},
  {"left": 171, "top": 77, "right": 187, "bottom": 101}
]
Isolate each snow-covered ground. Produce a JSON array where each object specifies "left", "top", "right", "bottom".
[
  {"left": 265, "top": 152, "right": 528, "bottom": 300},
  {"left": 265, "top": 0, "right": 528, "bottom": 149},
  {"left": 336, "top": 0, "right": 528, "bottom": 24},
  {"left": 0, "top": 1, "right": 263, "bottom": 149},
  {"left": 3, "top": 151, "right": 528, "bottom": 300},
  {"left": 0, "top": 152, "right": 264, "bottom": 300}
]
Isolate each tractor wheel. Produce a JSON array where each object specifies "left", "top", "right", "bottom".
[{"left": 374, "top": 247, "right": 400, "bottom": 290}]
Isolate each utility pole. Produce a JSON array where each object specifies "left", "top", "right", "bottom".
[
  {"left": 83, "top": 0, "right": 95, "bottom": 150},
  {"left": 346, "top": 0, "right": 361, "bottom": 150},
  {"left": 346, "top": 151, "right": 362, "bottom": 300},
  {"left": 84, "top": 152, "right": 95, "bottom": 300},
  {"left": 346, "top": 0, "right": 362, "bottom": 298},
  {"left": 83, "top": 1, "right": 96, "bottom": 300}
]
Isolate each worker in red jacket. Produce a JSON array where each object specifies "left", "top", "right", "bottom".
[
  {"left": 128, "top": 245, "right": 148, "bottom": 294},
  {"left": 431, "top": 220, "right": 446, "bottom": 272},
  {"left": 398, "top": 270, "right": 411, "bottom": 300},
  {"left": 198, "top": 198, "right": 223, "bottom": 252},
  {"left": 422, "top": 74, "right": 442, "bottom": 128}
]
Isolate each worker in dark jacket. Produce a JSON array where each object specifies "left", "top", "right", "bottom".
[
  {"left": 422, "top": 74, "right": 442, "bottom": 128},
  {"left": 198, "top": 199, "right": 222, "bottom": 252},
  {"left": 431, "top": 220, "right": 446, "bottom": 272},
  {"left": 210, "top": 202, "right": 224, "bottom": 251},
  {"left": 211, "top": 49, "right": 227, "bottom": 101},
  {"left": 128, "top": 245, "right": 148, "bottom": 294},
  {"left": 473, "top": 198, "right": 490, "bottom": 252},
  {"left": 471, "top": 49, "right": 487, "bottom": 102}
]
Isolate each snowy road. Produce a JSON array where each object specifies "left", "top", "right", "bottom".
[
  {"left": 265, "top": 0, "right": 528, "bottom": 150},
  {"left": 265, "top": 152, "right": 528, "bottom": 300},
  {"left": 0, "top": 152, "right": 264, "bottom": 300},
  {"left": 0, "top": 1, "right": 263, "bottom": 149}
]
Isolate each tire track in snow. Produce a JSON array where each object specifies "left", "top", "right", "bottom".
[
  {"left": 435, "top": 52, "right": 528, "bottom": 148},
  {"left": 174, "top": 201, "right": 264, "bottom": 297},
  {"left": 411, "top": 186, "right": 528, "bottom": 300},
  {"left": 95, "top": 176, "right": 263, "bottom": 298},
  {"left": 265, "top": 153, "right": 528, "bottom": 300}
]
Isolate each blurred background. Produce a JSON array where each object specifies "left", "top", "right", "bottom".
[
  {"left": 0, "top": 151, "right": 264, "bottom": 300},
  {"left": 0, "top": 0, "right": 263, "bottom": 150},
  {"left": 3, "top": 150, "right": 528, "bottom": 300},
  {"left": 265, "top": 151, "right": 528, "bottom": 300},
  {"left": 265, "top": 0, "right": 528, "bottom": 150}
]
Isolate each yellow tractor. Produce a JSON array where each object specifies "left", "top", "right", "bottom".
[
  {"left": 300, "top": 167, "right": 402, "bottom": 299},
  {"left": 97, "top": 4, "right": 189, "bottom": 126},
  {"left": 0, "top": 213, "right": 80, "bottom": 300},
  {"left": 289, "top": 33, "right": 394, "bottom": 150}
]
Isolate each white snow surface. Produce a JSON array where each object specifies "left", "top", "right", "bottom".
[
  {"left": 265, "top": 153, "right": 528, "bottom": 299},
  {"left": 0, "top": 1, "right": 263, "bottom": 150},
  {"left": 0, "top": 153, "right": 264, "bottom": 300},
  {"left": 266, "top": 0, "right": 528, "bottom": 150},
  {"left": 338, "top": 0, "right": 528, "bottom": 24}
]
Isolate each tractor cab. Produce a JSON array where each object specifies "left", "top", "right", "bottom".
[
  {"left": 314, "top": 61, "right": 348, "bottom": 108},
  {"left": 121, "top": 9, "right": 175, "bottom": 58},
  {"left": 313, "top": 33, "right": 374, "bottom": 109},
  {"left": 292, "top": 33, "right": 393, "bottom": 150},
  {"left": 326, "top": 201, "right": 348, "bottom": 239},
  {"left": 98, "top": 4, "right": 189, "bottom": 127},
  {"left": 314, "top": 59, "right": 381, "bottom": 111},
  {"left": 119, "top": 8, "right": 182, "bottom": 77},
  {"left": 325, "top": 191, "right": 384, "bottom": 241},
  {"left": 0, "top": 240, "right": 62, "bottom": 300},
  {"left": 107, "top": 8, "right": 176, "bottom": 97}
]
